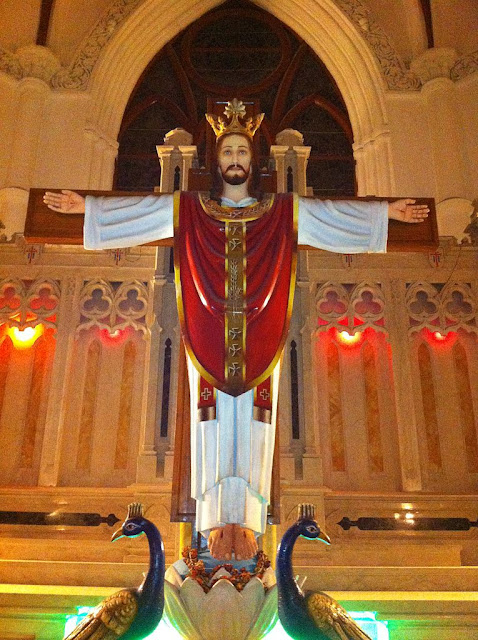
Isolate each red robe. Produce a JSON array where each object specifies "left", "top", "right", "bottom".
[{"left": 174, "top": 191, "right": 298, "bottom": 397}]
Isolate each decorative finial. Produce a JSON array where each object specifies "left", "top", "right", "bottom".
[
  {"left": 298, "top": 503, "right": 315, "bottom": 521},
  {"left": 206, "top": 99, "right": 264, "bottom": 140},
  {"left": 127, "top": 503, "right": 144, "bottom": 519}
]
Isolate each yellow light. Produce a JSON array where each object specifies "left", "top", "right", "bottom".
[
  {"left": 7, "top": 324, "right": 44, "bottom": 349},
  {"left": 433, "top": 331, "right": 446, "bottom": 341},
  {"left": 337, "top": 330, "right": 362, "bottom": 345}
]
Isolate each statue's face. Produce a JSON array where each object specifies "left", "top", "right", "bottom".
[{"left": 217, "top": 134, "right": 252, "bottom": 186}]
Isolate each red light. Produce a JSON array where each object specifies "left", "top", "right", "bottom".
[{"left": 99, "top": 327, "right": 131, "bottom": 345}]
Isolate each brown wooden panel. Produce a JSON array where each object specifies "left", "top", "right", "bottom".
[
  {"left": 170, "top": 343, "right": 194, "bottom": 522},
  {"left": 25, "top": 189, "right": 437, "bottom": 252}
]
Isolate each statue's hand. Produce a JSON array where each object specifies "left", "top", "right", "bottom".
[
  {"left": 43, "top": 189, "right": 85, "bottom": 214},
  {"left": 388, "top": 198, "right": 429, "bottom": 223}
]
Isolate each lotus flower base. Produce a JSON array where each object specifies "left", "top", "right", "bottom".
[{"left": 164, "top": 550, "right": 278, "bottom": 640}]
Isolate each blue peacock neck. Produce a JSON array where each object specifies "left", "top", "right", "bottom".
[
  {"left": 137, "top": 521, "right": 165, "bottom": 611},
  {"left": 276, "top": 523, "right": 307, "bottom": 614}
]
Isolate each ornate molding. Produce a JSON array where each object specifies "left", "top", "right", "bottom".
[
  {"left": 0, "top": 47, "right": 23, "bottom": 80},
  {"left": 332, "top": 0, "right": 421, "bottom": 90},
  {"left": 451, "top": 50, "right": 478, "bottom": 82},
  {"left": 410, "top": 47, "right": 458, "bottom": 84},
  {"left": 50, "top": 0, "right": 146, "bottom": 90},
  {"left": 0, "top": 0, "right": 475, "bottom": 91},
  {"left": 15, "top": 45, "right": 62, "bottom": 83}
]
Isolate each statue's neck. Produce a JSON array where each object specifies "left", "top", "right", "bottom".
[{"left": 221, "top": 180, "right": 250, "bottom": 203}]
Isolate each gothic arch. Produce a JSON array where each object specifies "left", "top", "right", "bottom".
[{"left": 86, "top": 0, "right": 396, "bottom": 193}]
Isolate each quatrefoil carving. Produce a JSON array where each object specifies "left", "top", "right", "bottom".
[
  {"left": 0, "top": 278, "right": 59, "bottom": 328},
  {"left": 316, "top": 282, "right": 385, "bottom": 332},
  {"left": 78, "top": 279, "right": 150, "bottom": 335},
  {"left": 406, "top": 281, "right": 476, "bottom": 333}
]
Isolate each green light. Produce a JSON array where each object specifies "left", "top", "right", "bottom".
[
  {"left": 64, "top": 607, "right": 183, "bottom": 639},
  {"left": 263, "top": 612, "right": 389, "bottom": 639},
  {"left": 348, "top": 611, "right": 389, "bottom": 640},
  {"left": 64, "top": 606, "right": 389, "bottom": 640}
]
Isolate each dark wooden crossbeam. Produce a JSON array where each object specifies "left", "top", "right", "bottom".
[
  {"left": 419, "top": 0, "right": 434, "bottom": 49},
  {"left": 36, "top": 0, "right": 56, "bottom": 46},
  {"left": 25, "top": 188, "right": 438, "bottom": 252}
]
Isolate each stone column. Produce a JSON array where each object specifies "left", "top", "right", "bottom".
[
  {"left": 293, "top": 146, "right": 311, "bottom": 197},
  {"left": 156, "top": 146, "right": 176, "bottom": 194},
  {"left": 136, "top": 274, "right": 165, "bottom": 483},
  {"left": 7, "top": 78, "right": 49, "bottom": 189},
  {"left": 411, "top": 48, "right": 468, "bottom": 202},
  {"left": 38, "top": 276, "right": 81, "bottom": 486},
  {"left": 178, "top": 145, "right": 198, "bottom": 190},
  {"left": 300, "top": 287, "right": 325, "bottom": 483},
  {"left": 269, "top": 145, "right": 289, "bottom": 193},
  {"left": 384, "top": 278, "right": 422, "bottom": 491}
]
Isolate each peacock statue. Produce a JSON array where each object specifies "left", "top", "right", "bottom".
[
  {"left": 64, "top": 502, "right": 164, "bottom": 640},
  {"left": 276, "top": 503, "right": 372, "bottom": 640}
]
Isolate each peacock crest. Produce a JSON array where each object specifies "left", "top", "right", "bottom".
[
  {"left": 297, "top": 503, "right": 315, "bottom": 521},
  {"left": 127, "top": 502, "right": 144, "bottom": 519}
]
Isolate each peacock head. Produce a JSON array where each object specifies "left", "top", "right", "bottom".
[
  {"left": 111, "top": 503, "right": 148, "bottom": 541},
  {"left": 296, "top": 503, "right": 331, "bottom": 544}
]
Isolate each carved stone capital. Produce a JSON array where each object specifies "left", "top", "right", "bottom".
[
  {"left": 15, "top": 45, "right": 62, "bottom": 83},
  {"left": 451, "top": 50, "right": 478, "bottom": 82},
  {"left": 410, "top": 48, "right": 459, "bottom": 84}
]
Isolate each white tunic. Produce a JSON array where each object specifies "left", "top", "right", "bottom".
[{"left": 84, "top": 193, "right": 388, "bottom": 536}]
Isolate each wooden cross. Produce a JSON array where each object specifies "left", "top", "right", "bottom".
[
  {"left": 25, "top": 188, "right": 438, "bottom": 251},
  {"left": 23, "top": 184, "right": 438, "bottom": 526}
]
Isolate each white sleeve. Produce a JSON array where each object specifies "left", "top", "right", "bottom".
[
  {"left": 298, "top": 197, "right": 388, "bottom": 253},
  {"left": 84, "top": 194, "right": 174, "bottom": 249}
]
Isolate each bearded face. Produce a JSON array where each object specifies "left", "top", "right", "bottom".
[{"left": 216, "top": 134, "right": 252, "bottom": 186}]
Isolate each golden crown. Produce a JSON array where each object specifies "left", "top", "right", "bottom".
[{"left": 206, "top": 99, "right": 264, "bottom": 140}]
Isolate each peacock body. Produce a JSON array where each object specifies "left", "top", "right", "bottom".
[
  {"left": 276, "top": 504, "right": 372, "bottom": 640},
  {"left": 64, "top": 503, "right": 164, "bottom": 640}
]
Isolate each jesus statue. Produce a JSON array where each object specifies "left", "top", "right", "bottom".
[{"left": 43, "top": 99, "right": 429, "bottom": 562}]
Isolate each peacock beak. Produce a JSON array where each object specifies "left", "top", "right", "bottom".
[
  {"left": 318, "top": 529, "right": 331, "bottom": 545},
  {"left": 111, "top": 527, "right": 124, "bottom": 542}
]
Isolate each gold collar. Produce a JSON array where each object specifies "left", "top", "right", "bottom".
[{"left": 198, "top": 192, "right": 275, "bottom": 222}]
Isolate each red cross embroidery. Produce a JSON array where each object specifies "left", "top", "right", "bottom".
[
  {"left": 201, "top": 388, "right": 212, "bottom": 401},
  {"left": 260, "top": 388, "right": 270, "bottom": 401}
]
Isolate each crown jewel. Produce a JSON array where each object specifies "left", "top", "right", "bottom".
[{"left": 206, "top": 99, "right": 264, "bottom": 140}]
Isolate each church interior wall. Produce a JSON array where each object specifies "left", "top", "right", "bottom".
[
  {"left": 47, "top": 0, "right": 114, "bottom": 66},
  {"left": 0, "top": 0, "right": 41, "bottom": 53},
  {"left": 431, "top": 0, "right": 478, "bottom": 55},
  {"left": 0, "top": 1, "right": 477, "bottom": 637}
]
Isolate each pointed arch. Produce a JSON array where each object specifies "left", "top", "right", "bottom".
[{"left": 85, "top": 0, "right": 394, "bottom": 193}]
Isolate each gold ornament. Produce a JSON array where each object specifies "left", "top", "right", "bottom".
[{"left": 206, "top": 98, "right": 264, "bottom": 140}]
